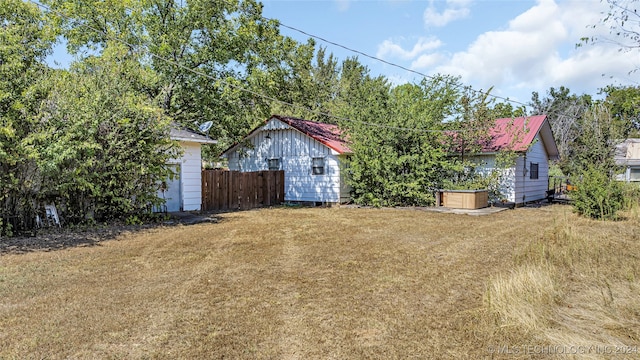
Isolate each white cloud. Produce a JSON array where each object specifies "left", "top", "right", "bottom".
[
  {"left": 411, "top": 53, "right": 444, "bottom": 70},
  {"left": 335, "top": 0, "right": 351, "bottom": 12},
  {"left": 423, "top": 0, "right": 473, "bottom": 27},
  {"left": 376, "top": 37, "right": 443, "bottom": 60},
  {"left": 430, "top": 0, "right": 635, "bottom": 101}
]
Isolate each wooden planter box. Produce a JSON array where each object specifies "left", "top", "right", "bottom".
[{"left": 436, "top": 189, "right": 488, "bottom": 209}]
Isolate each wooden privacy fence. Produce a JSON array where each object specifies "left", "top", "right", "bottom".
[{"left": 201, "top": 170, "right": 285, "bottom": 211}]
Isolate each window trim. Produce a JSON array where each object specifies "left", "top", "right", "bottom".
[
  {"left": 312, "top": 157, "right": 325, "bottom": 175},
  {"left": 530, "top": 162, "right": 539, "bottom": 180},
  {"left": 267, "top": 158, "right": 280, "bottom": 171}
]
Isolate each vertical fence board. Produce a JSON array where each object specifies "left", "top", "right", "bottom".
[{"left": 202, "top": 170, "right": 284, "bottom": 211}]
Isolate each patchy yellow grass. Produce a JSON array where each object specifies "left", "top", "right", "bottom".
[{"left": 1, "top": 205, "right": 639, "bottom": 359}]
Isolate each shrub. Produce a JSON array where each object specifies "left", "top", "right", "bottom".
[
  {"left": 622, "top": 182, "right": 640, "bottom": 210},
  {"left": 571, "top": 165, "right": 623, "bottom": 220}
]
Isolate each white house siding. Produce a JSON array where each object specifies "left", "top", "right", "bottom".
[
  {"left": 470, "top": 134, "right": 550, "bottom": 204},
  {"left": 155, "top": 141, "right": 203, "bottom": 212},
  {"left": 470, "top": 155, "right": 516, "bottom": 203},
  {"left": 513, "top": 134, "right": 550, "bottom": 204},
  {"left": 178, "top": 141, "right": 203, "bottom": 211},
  {"left": 226, "top": 119, "right": 344, "bottom": 203}
]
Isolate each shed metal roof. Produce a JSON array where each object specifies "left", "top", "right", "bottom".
[{"left": 170, "top": 125, "right": 217, "bottom": 144}]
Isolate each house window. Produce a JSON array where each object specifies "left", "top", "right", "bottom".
[
  {"left": 312, "top": 157, "right": 325, "bottom": 175},
  {"left": 630, "top": 168, "right": 640, "bottom": 181},
  {"left": 530, "top": 162, "right": 539, "bottom": 180},
  {"left": 268, "top": 158, "right": 280, "bottom": 171}
]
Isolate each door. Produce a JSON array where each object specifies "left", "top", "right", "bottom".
[{"left": 161, "top": 164, "right": 182, "bottom": 212}]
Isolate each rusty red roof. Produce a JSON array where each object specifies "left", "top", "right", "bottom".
[
  {"left": 271, "top": 115, "right": 352, "bottom": 154},
  {"left": 484, "top": 115, "right": 548, "bottom": 152}
]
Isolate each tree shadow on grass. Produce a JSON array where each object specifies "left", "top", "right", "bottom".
[{"left": 0, "top": 212, "right": 223, "bottom": 255}]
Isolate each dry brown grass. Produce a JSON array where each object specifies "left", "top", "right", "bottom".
[
  {"left": 484, "top": 207, "right": 640, "bottom": 358},
  {"left": 1, "top": 205, "right": 639, "bottom": 359}
]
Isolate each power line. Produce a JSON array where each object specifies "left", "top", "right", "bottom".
[
  {"left": 27, "top": 0, "right": 469, "bottom": 134},
  {"left": 263, "top": 16, "right": 531, "bottom": 110},
  {"left": 31, "top": 0, "right": 587, "bottom": 132},
  {"left": 264, "top": 17, "right": 621, "bottom": 122}
]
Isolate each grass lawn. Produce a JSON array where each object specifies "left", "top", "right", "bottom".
[{"left": 1, "top": 205, "right": 639, "bottom": 359}]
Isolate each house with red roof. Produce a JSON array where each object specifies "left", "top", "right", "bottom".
[
  {"left": 472, "top": 115, "right": 559, "bottom": 204},
  {"left": 221, "top": 115, "right": 353, "bottom": 204}
]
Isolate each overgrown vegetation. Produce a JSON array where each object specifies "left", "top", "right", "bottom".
[
  {"left": 2, "top": 0, "right": 640, "bottom": 233},
  {"left": 566, "top": 104, "right": 629, "bottom": 219},
  {"left": 572, "top": 165, "right": 624, "bottom": 219},
  {"left": 485, "top": 206, "right": 640, "bottom": 351}
]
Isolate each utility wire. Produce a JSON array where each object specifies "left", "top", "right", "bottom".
[
  {"left": 28, "top": 0, "right": 472, "bottom": 133},
  {"left": 262, "top": 16, "right": 530, "bottom": 109},
  {"left": 32, "top": 0, "right": 583, "bottom": 132}
]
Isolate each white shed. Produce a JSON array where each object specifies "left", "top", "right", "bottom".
[
  {"left": 221, "top": 115, "right": 353, "bottom": 204},
  {"left": 157, "top": 127, "right": 217, "bottom": 212},
  {"left": 471, "top": 115, "right": 559, "bottom": 205}
]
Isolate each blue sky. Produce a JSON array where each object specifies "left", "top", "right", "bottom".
[
  {"left": 262, "top": 0, "right": 640, "bottom": 105},
  {"left": 47, "top": 0, "right": 639, "bottom": 109}
]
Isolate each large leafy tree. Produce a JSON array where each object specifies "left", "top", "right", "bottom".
[
  {"left": 44, "top": 0, "right": 308, "bottom": 154},
  {"left": 338, "top": 69, "right": 463, "bottom": 206},
  {"left": 0, "top": 0, "right": 55, "bottom": 234},
  {"left": 37, "top": 45, "right": 181, "bottom": 223},
  {"left": 601, "top": 85, "right": 640, "bottom": 135},
  {"left": 265, "top": 46, "right": 341, "bottom": 123},
  {"left": 569, "top": 102, "right": 628, "bottom": 173},
  {"left": 569, "top": 103, "right": 627, "bottom": 219}
]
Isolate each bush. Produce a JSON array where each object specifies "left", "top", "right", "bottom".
[
  {"left": 622, "top": 182, "right": 640, "bottom": 210},
  {"left": 571, "top": 165, "right": 623, "bottom": 220}
]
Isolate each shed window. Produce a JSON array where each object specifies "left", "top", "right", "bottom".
[
  {"left": 312, "top": 157, "right": 325, "bottom": 175},
  {"left": 530, "top": 162, "right": 539, "bottom": 180},
  {"left": 268, "top": 158, "right": 280, "bottom": 171}
]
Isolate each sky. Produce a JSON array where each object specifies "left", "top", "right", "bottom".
[
  {"left": 46, "top": 0, "right": 639, "bottom": 109},
  {"left": 261, "top": 0, "right": 640, "bottom": 106}
]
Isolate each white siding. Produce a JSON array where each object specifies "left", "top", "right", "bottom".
[
  {"left": 156, "top": 141, "right": 203, "bottom": 212},
  {"left": 470, "top": 134, "right": 550, "bottom": 204},
  {"left": 471, "top": 155, "right": 516, "bottom": 203},
  {"left": 179, "top": 141, "right": 203, "bottom": 211},
  {"left": 514, "top": 134, "right": 550, "bottom": 204},
  {"left": 225, "top": 119, "right": 344, "bottom": 203}
]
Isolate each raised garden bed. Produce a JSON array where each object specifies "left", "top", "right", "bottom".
[{"left": 436, "top": 189, "right": 489, "bottom": 210}]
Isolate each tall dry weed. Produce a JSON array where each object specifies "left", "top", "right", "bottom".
[{"left": 482, "top": 208, "right": 640, "bottom": 354}]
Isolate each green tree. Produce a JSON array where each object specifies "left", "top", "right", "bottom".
[
  {"left": 339, "top": 72, "right": 462, "bottom": 206},
  {"left": 0, "top": 0, "right": 54, "bottom": 235},
  {"left": 601, "top": 85, "right": 640, "bottom": 135},
  {"left": 45, "top": 0, "right": 307, "bottom": 156},
  {"left": 569, "top": 103, "right": 627, "bottom": 219},
  {"left": 36, "top": 46, "right": 181, "bottom": 223},
  {"left": 569, "top": 103, "right": 627, "bottom": 173},
  {"left": 445, "top": 86, "right": 501, "bottom": 164},
  {"left": 491, "top": 101, "right": 526, "bottom": 119},
  {"left": 529, "top": 87, "right": 592, "bottom": 172}
]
